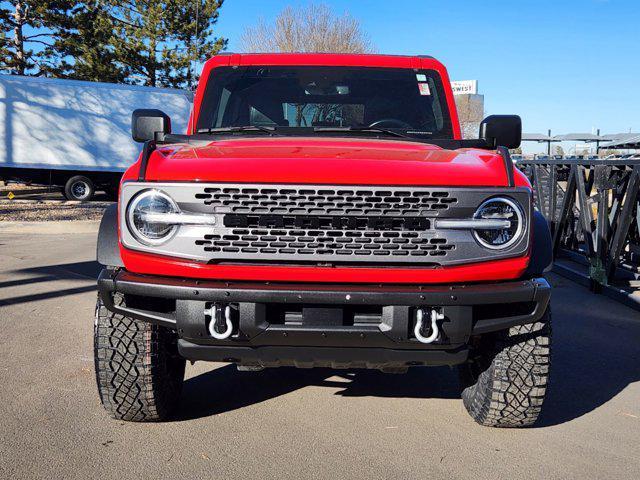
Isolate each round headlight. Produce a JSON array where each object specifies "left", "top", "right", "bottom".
[
  {"left": 127, "top": 189, "right": 179, "bottom": 245},
  {"left": 473, "top": 197, "right": 524, "bottom": 250}
]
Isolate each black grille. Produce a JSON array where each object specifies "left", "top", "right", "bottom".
[
  {"left": 196, "top": 186, "right": 457, "bottom": 216},
  {"left": 196, "top": 228, "right": 455, "bottom": 259}
]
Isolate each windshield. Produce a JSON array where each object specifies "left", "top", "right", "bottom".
[{"left": 196, "top": 66, "right": 453, "bottom": 139}]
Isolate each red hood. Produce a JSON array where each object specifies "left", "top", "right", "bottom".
[{"left": 143, "top": 137, "right": 516, "bottom": 187}]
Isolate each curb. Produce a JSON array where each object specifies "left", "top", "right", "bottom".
[
  {"left": 0, "top": 221, "right": 100, "bottom": 234},
  {"left": 0, "top": 198, "right": 112, "bottom": 206}
]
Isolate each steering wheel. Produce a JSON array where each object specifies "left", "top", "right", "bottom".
[{"left": 368, "top": 118, "right": 412, "bottom": 129}]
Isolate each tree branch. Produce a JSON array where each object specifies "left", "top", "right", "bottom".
[
  {"left": 28, "top": 40, "right": 54, "bottom": 47},
  {"left": 24, "top": 33, "right": 53, "bottom": 40}
]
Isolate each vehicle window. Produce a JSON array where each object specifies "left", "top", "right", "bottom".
[{"left": 196, "top": 66, "right": 453, "bottom": 138}]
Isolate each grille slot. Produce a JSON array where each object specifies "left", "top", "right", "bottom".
[
  {"left": 197, "top": 186, "right": 457, "bottom": 216},
  {"left": 196, "top": 229, "right": 454, "bottom": 258}
]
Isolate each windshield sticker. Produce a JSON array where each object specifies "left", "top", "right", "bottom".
[
  {"left": 418, "top": 83, "right": 431, "bottom": 96},
  {"left": 416, "top": 74, "right": 427, "bottom": 82}
]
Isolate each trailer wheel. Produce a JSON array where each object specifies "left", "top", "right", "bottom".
[
  {"left": 64, "top": 175, "right": 95, "bottom": 201},
  {"left": 459, "top": 307, "right": 552, "bottom": 427}
]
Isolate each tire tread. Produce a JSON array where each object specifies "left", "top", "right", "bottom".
[
  {"left": 460, "top": 309, "right": 552, "bottom": 427},
  {"left": 94, "top": 294, "right": 185, "bottom": 422}
]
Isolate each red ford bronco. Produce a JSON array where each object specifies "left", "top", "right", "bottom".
[{"left": 95, "top": 53, "right": 552, "bottom": 427}]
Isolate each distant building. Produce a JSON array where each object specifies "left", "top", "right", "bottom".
[{"left": 452, "top": 80, "right": 484, "bottom": 138}]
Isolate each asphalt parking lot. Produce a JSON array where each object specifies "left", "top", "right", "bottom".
[{"left": 1, "top": 223, "right": 639, "bottom": 480}]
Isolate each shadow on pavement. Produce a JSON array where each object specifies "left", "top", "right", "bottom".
[
  {"left": 0, "top": 261, "right": 100, "bottom": 306},
  {"left": 8, "top": 260, "right": 101, "bottom": 279},
  {"left": 176, "top": 365, "right": 460, "bottom": 421},
  {"left": 536, "top": 280, "right": 640, "bottom": 426},
  {"left": 177, "top": 278, "right": 640, "bottom": 426}
]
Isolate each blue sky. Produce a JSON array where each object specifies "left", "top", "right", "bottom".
[{"left": 217, "top": 0, "right": 640, "bottom": 149}]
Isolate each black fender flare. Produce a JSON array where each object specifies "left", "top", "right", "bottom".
[
  {"left": 97, "top": 204, "right": 123, "bottom": 267},
  {"left": 524, "top": 209, "right": 553, "bottom": 278}
]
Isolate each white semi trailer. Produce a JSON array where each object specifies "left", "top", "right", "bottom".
[{"left": 0, "top": 75, "right": 192, "bottom": 200}]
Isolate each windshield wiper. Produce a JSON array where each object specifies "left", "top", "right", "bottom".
[
  {"left": 197, "top": 125, "right": 281, "bottom": 136},
  {"left": 313, "top": 126, "right": 415, "bottom": 139}
]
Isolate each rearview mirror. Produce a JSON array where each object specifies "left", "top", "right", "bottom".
[
  {"left": 131, "top": 109, "right": 171, "bottom": 143},
  {"left": 479, "top": 115, "right": 521, "bottom": 149}
]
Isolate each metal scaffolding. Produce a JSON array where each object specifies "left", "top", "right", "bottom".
[{"left": 519, "top": 157, "right": 640, "bottom": 310}]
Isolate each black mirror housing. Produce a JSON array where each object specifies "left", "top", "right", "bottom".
[
  {"left": 479, "top": 115, "right": 521, "bottom": 149},
  {"left": 131, "top": 109, "right": 171, "bottom": 143}
]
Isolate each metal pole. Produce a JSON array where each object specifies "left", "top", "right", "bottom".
[
  {"left": 188, "top": 1, "right": 200, "bottom": 135},
  {"left": 547, "top": 129, "right": 552, "bottom": 156}
]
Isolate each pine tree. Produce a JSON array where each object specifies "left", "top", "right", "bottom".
[
  {"left": 1, "top": 0, "right": 227, "bottom": 87},
  {"left": 0, "top": 1, "right": 73, "bottom": 75},
  {"left": 38, "top": 1, "right": 129, "bottom": 83},
  {"left": 107, "top": 0, "right": 227, "bottom": 88},
  {"left": 163, "top": 0, "right": 226, "bottom": 88}
]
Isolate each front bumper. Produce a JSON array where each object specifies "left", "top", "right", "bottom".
[{"left": 97, "top": 269, "right": 550, "bottom": 369}]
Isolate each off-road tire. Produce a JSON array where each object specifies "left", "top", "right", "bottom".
[
  {"left": 459, "top": 307, "right": 551, "bottom": 427},
  {"left": 94, "top": 294, "right": 185, "bottom": 421}
]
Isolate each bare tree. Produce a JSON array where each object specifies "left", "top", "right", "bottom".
[
  {"left": 454, "top": 94, "right": 484, "bottom": 139},
  {"left": 240, "top": 3, "right": 374, "bottom": 53}
]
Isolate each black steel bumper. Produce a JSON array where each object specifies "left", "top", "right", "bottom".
[{"left": 97, "top": 269, "right": 551, "bottom": 369}]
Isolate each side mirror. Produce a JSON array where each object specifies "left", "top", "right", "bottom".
[
  {"left": 479, "top": 115, "right": 521, "bottom": 149},
  {"left": 131, "top": 109, "right": 171, "bottom": 143}
]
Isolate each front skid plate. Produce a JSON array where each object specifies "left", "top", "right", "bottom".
[{"left": 177, "top": 341, "right": 469, "bottom": 368}]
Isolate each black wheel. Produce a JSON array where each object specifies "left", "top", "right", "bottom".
[
  {"left": 94, "top": 293, "right": 185, "bottom": 421},
  {"left": 64, "top": 175, "right": 95, "bottom": 201},
  {"left": 459, "top": 307, "right": 552, "bottom": 427}
]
